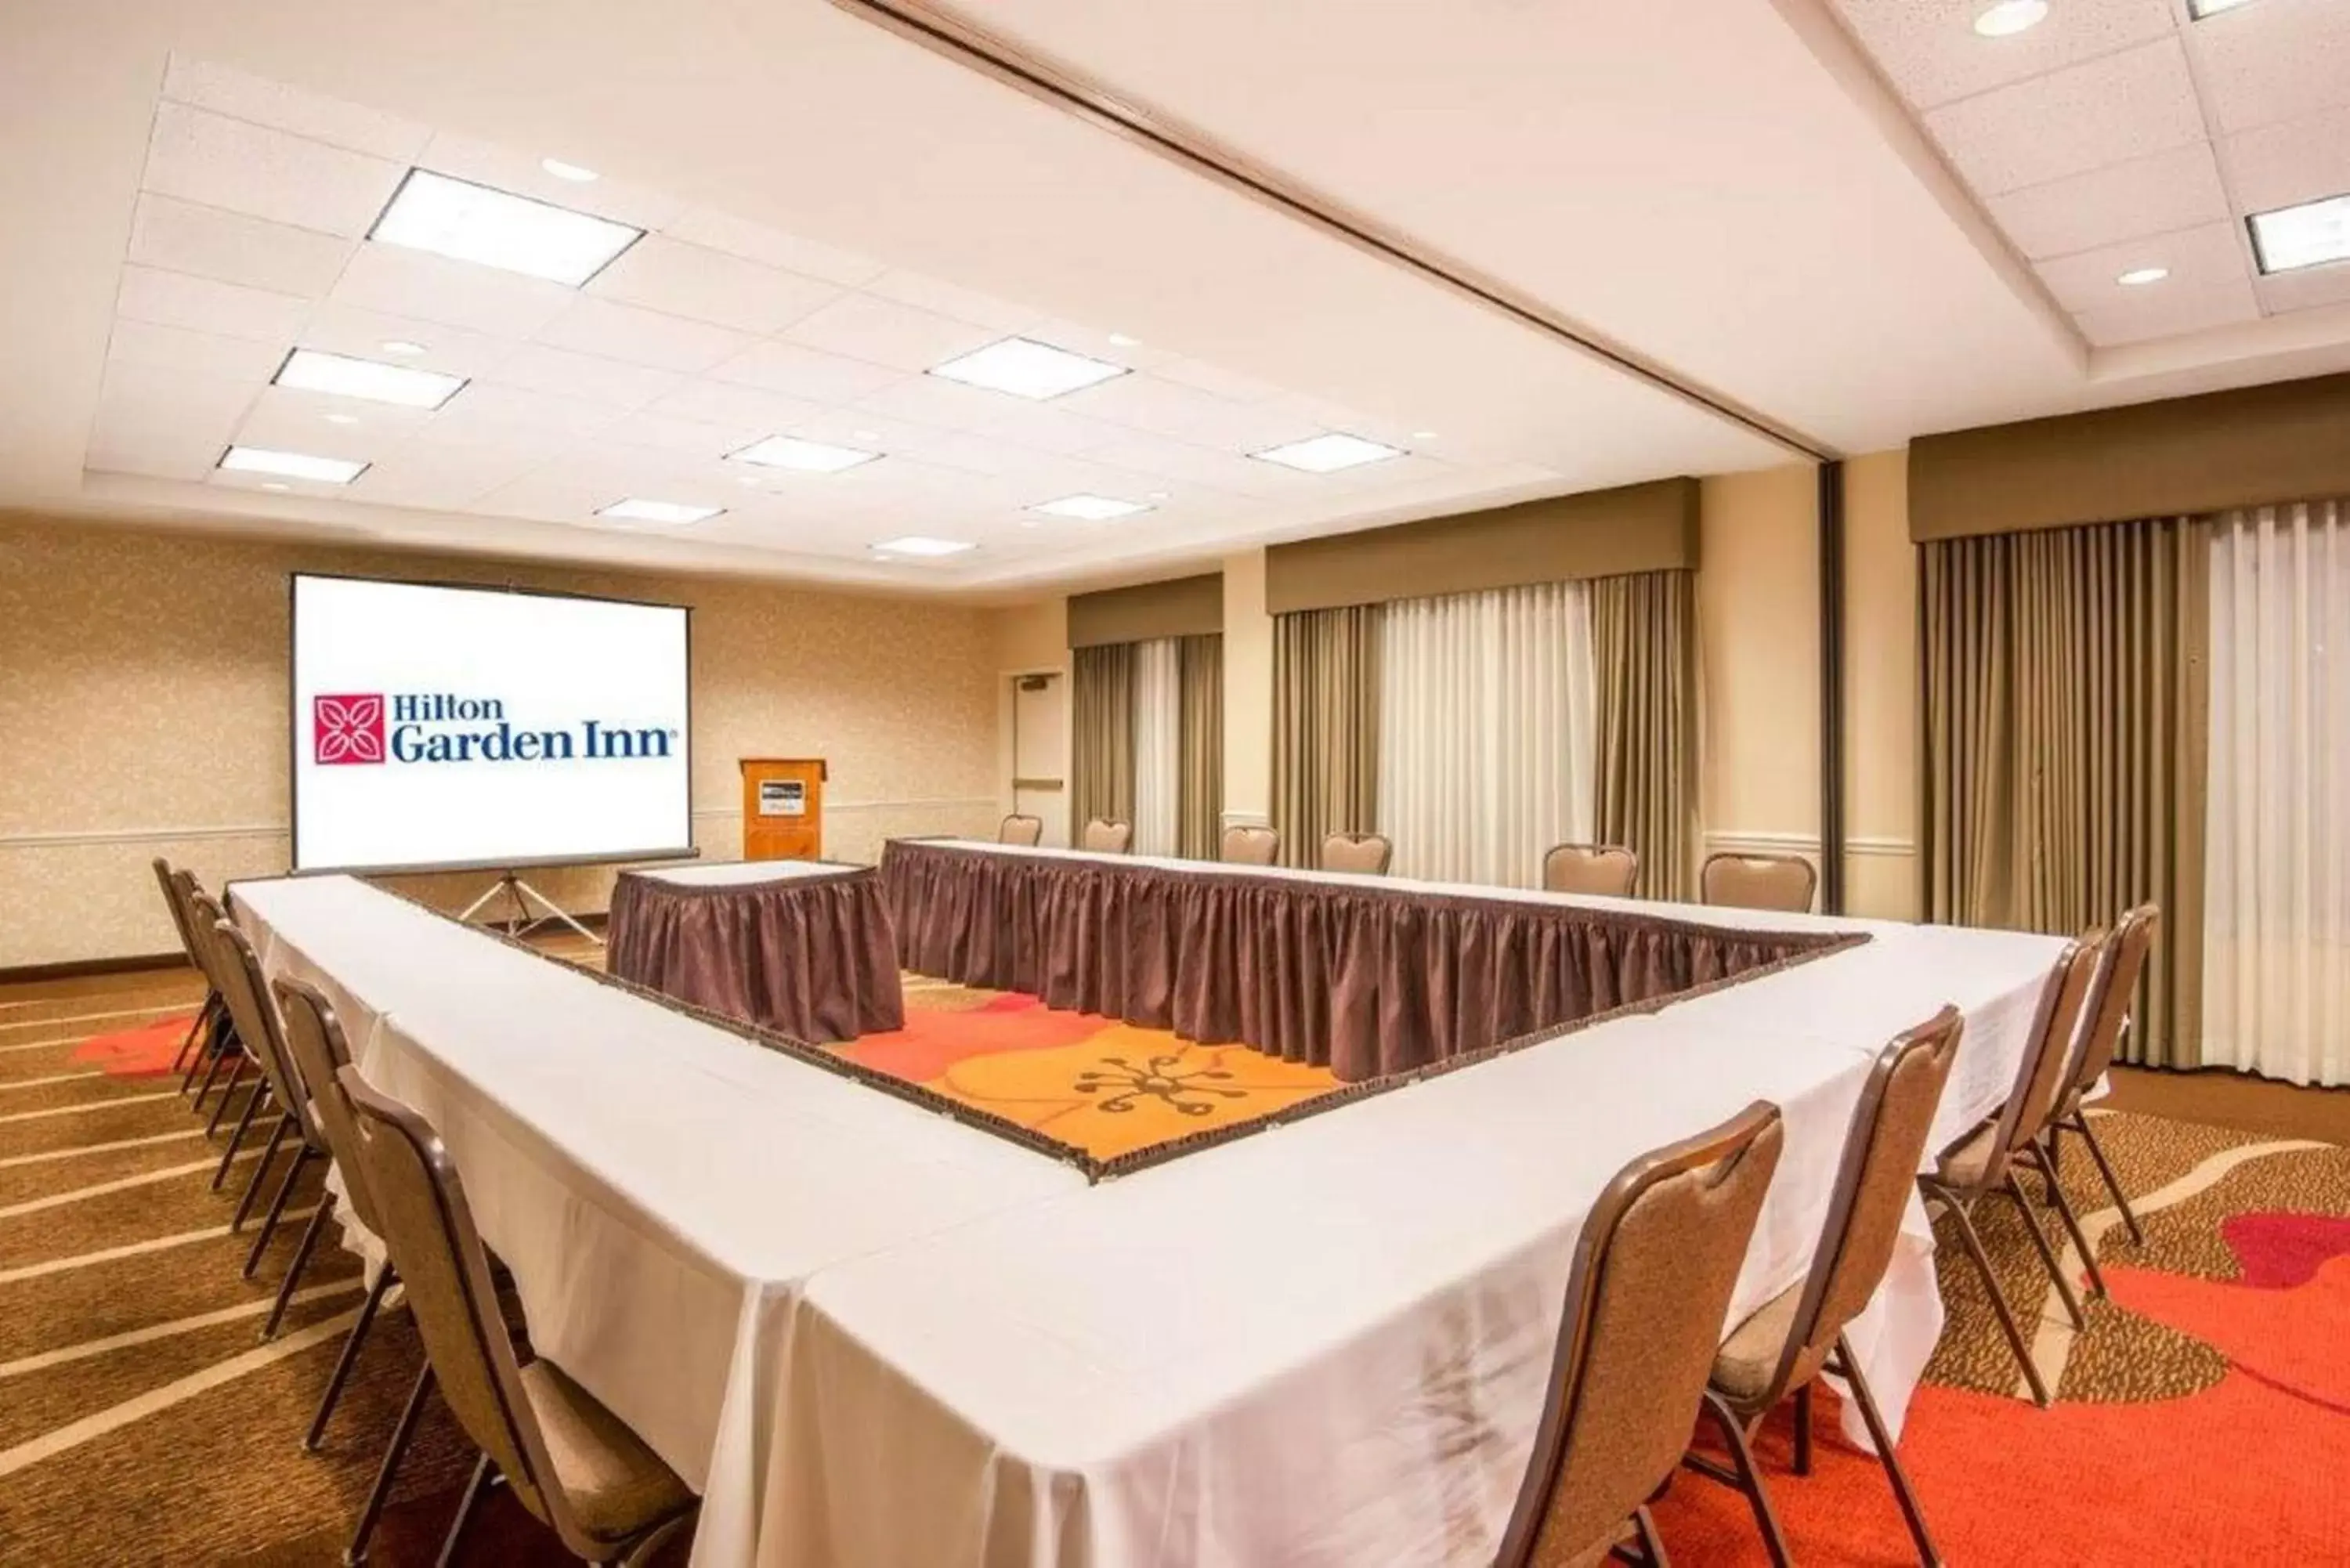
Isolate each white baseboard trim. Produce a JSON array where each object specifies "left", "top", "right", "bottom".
[{"left": 1704, "top": 829, "right": 1914, "bottom": 860}]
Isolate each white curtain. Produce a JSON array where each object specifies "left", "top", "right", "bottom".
[
  {"left": 2205, "top": 500, "right": 2350, "bottom": 1086},
  {"left": 1378, "top": 580, "right": 1596, "bottom": 886},
  {"left": 1131, "top": 637, "right": 1182, "bottom": 858}
]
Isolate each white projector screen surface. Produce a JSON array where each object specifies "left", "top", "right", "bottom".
[{"left": 291, "top": 576, "right": 692, "bottom": 873}]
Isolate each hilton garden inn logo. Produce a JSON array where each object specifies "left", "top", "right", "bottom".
[{"left": 312, "top": 693, "right": 679, "bottom": 768}]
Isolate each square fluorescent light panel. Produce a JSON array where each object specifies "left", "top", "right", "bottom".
[
  {"left": 219, "top": 446, "right": 367, "bottom": 484},
  {"left": 929, "top": 338, "right": 1128, "bottom": 399},
  {"left": 1252, "top": 432, "right": 1407, "bottom": 472},
  {"left": 598, "top": 498, "right": 723, "bottom": 525},
  {"left": 872, "top": 536, "right": 977, "bottom": 557},
  {"left": 2186, "top": 0, "right": 2256, "bottom": 16},
  {"left": 1029, "top": 493, "right": 1152, "bottom": 521},
  {"left": 2250, "top": 195, "right": 2350, "bottom": 274},
  {"left": 371, "top": 170, "right": 642, "bottom": 286},
  {"left": 732, "top": 435, "right": 882, "bottom": 473},
  {"left": 276, "top": 349, "right": 466, "bottom": 410}
]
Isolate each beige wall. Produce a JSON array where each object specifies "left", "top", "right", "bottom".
[
  {"left": 987, "top": 596, "right": 1071, "bottom": 844},
  {"left": 1220, "top": 549, "right": 1273, "bottom": 825},
  {"left": 0, "top": 517, "right": 1003, "bottom": 967},
  {"left": 1842, "top": 450, "right": 1920, "bottom": 919}
]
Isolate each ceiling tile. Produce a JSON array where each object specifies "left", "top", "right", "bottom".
[
  {"left": 429, "top": 381, "right": 626, "bottom": 440},
  {"left": 1027, "top": 319, "right": 1178, "bottom": 371},
  {"left": 412, "top": 131, "right": 685, "bottom": 233},
  {"left": 595, "top": 410, "right": 761, "bottom": 461},
  {"left": 709, "top": 340, "right": 906, "bottom": 402},
  {"left": 298, "top": 303, "right": 521, "bottom": 381},
  {"left": 483, "top": 343, "right": 685, "bottom": 410},
  {"left": 2073, "top": 275, "right": 2261, "bottom": 345},
  {"left": 588, "top": 237, "right": 840, "bottom": 334},
  {"left": 1988, "top": 143, "right": 2232, "bottom": 260},
  {"left": 533, "top": 296, "right": 754, "bottom": 373},
  {"left": 105, "top": 317, "right": 287, "bottom": 382},
  {"left": 2221, "top": 100, "right": 2350, "bottom": 214},
  {"left": 1925, "top": 38, "right": 2204, "bottom": 196},
  {"left": 664, "top": 208, "right": 889, "bottom": 287},
  {"left": 1832, "top": 0, "right": 2176, "bottom": 113},
  {"left": 851, "top": 372, "right": 1033, "bottom": 432},
  {"left": 2188, "top": 0, "right": 2350, "bottom": 135},
  {"left": 2254, "top": 262, "right": 2350, "bottom": 315},
  {"left": 781, "top": 293, "right": 1000, "bottom": 372},
  {"left": 237, "top": 382, "right": 435, "bottom": 448},
  {"left": 2035, "top": 220, "right": 2250, "bottom": 312},
  {"left": 128, "top": 193, "right": 356, "bottom": 298},
  {"left": 970, "top": 401, "right": 1130, "bottom": 457},
  {"left": 348, "top": 442, "right": 546, "bottom": 510},
  {"left": 1058, "top": 372, "right": 1264, "bottom": 443},
  {"left": 161, "top": 55, "right": 432, "bottom": 162},
  {"left": 1151, "top": 356, "right": 1285, "bottom": 403},
  {"left": 645, "top": 379, "right": 830, "bottom": 432},
  {"left": 774, "top": 409, "right": 942, "bottom": 458},
  {"left": 863, "top": 269, "right": 1043, "bottom": 331},
  {"left": 330, "top": 244, "right": 577, "bottom": 337},
  {"left": 117, "top": 263, "right": 311, "bottom": 344},
  {"left": 143, "top": 102, "right": 407, "bottom": 238}
]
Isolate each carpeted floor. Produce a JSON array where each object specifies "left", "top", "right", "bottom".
[{"left": 3, "top": 955, "right": 2348, "bottom": 1564}]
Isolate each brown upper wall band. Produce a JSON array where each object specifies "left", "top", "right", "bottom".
[
  {"left": 1910, "top": 370, "right": 2350, "bottom": 541},
  {"left": 1263, "top": 478, "right": 1700, "bottom": 615},
  {"left": 1066, "top": 572, "right": 1224, "bottom": 648}
]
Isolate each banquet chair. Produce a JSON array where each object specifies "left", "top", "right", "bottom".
[
  {"left": 150, "top": 858, "right": 228, "bottom": 1090},
  {"left": 182, "top": 891, "right": 273, "bottom": 1181},
  {"left": 997, "top": 814, "right": 1044, "bottom": 847},
  {"left": 2045, "top": 905, "right": 2160, "bottom": 1255},
  {"left": 337, "top": 1068, "right": 699, "bottom": 1567},
  {"left": 1220, "top": 823, "right": 1280, "bottom": 865},
  {"left": 1080, "top": 818, "right": 1133, "bottom": 854},
  {"left": 170, "top": 871, "right": 249, "bottom": 1122},
  {"left": 1542, "top": 844, "right": 1640, "bottom": 898},
  {"left": 1320, "top": 831, "right": 1393, "bottom": 876},
  {"left": 1700, "top": 852, "right": 1817, "bottom": 914},
  {"left": 1695, "top": 1007, "right": 1965, "bottom": 1567},
  {"left": 1917, "top": 932, "right": 2106, "bottom": 1407},
  {"left": 1493, "top": 1101, "right": 1785, "bottom": 1568}
]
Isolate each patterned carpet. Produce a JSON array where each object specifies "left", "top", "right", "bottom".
[{"left": 2, "top": 957, "right": 2347, "bottom": 1564}]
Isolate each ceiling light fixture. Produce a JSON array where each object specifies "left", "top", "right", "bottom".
[
  {"left": 371, "top": 169, "right": 642, "bottom": 287},
  {"left": 261, "top": 482, "right": 289, "bottom": 491},
  {"left": 381, "top": 339, "right": 427, "bottom": 356},
  {"left": 1252, "top": 432, "right": 1408, "bottom": 473},
  {"left": 1108, "top": 332, "right": 1141, "bottom": 347},
  {"left": 540, "top": 157, "right": 600, "bottom": 182},
  {"left": 1146, "top": 490, "right": 1172, "bottom": 500},
  {"left": 1412, "top": 429, "right": 1439, "bottom": 439},
  {"left": 598, "top": 498, "right": 723, "bottom": 525},
  {"left": 1028, "top": 493, "right": 1153, "bottom": 521},
  {"left": 2249, "top": 193, "right": 2350, "bottom": 273},
  {"left": 219, "top": 446, "right": 367, "bottom": 484},
  {"left": 1972, "top": 1, "right": 2048, "bottom": 37},
  {"left": 731, "top": 435, "right": 883, "bottom": 473},
  {"left": 851, "top": 428, "right": 882, "bottom": 442},
  {"left": 2116, "top": 266, "right": 2171, "bottom": 286},
  {"left": 2186, "top": 0, "right": 2257, "bottom": 16},
  {"left": 324, "top": 413, "right": 359, "bottom": 426},
  {"left": 275, "top": 348, "right": 467, "bottom": 410},
  {"left": 870, "top": 536, "right": 977, "bottom": 557},
  {"left": 929, "top": 337, "right": 1129, "bottom": 399}
]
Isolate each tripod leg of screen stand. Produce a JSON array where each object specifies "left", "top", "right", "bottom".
[{"left": 455, "top": 875, "right": 604, "bottom": 948}]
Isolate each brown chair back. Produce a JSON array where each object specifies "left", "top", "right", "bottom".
[
  {"left": 271, "top": 977, "right": 381, "bottom": 1236},
  {"left": 1542, "top": 844, "right": 1640, "bottom": 898},
  {"left": 997, "top": 814, "right": 1044, "bottom": 847},
  {"left": 150, "top": 858, "right": 204, "bottom": 966},
  {"left": 1700, "top": 852, "right": 1818, "bottom": 913},
  {"left": 194, "top": 900, "right": 318, "bottom": 1147},
  {"left": 1080, "top": 818, "right": 1133, "bottom": 854},
  {"left": 1761, "top": 1008, "right": 1963, "bottom": 1404},
  {"left": 2068, "top": 905, "right": 2159, "bottom": 1100},
  {"left": 1495, "top": 1101, "right": 1786, "bottom": 1568},
  {"left": 1220, "top": 824, "right": 1280, "bottom": 865},
  {"left": 1320, "top": 831, "right": 1393, "bottom": 876},
  {"left": 1978, "top": 932, "right": 2106, "bottom": 1179}
]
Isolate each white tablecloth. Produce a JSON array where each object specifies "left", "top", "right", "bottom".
[
  {"left": 233, "top": 862, "right": 2065, "bottom": 1568},
  {"left": 631, "top": 859, "right": 869, "bottom": 887}
]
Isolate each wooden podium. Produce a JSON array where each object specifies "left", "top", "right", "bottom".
[{"left": 739, "top": 757, "right": 826, "bottom": 861}]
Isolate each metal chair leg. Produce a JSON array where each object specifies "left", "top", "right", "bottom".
[
  {"left": 347, "top": 1362, "right": 433, "bottom": 1566},
  {"left": 172, "top": 996, "right": 214, "bottom": 1081},
  {"left": 436, "top": 1453, "right": 493, "bottom": 1568},
  {"left": 264, "top": 1190, "right": 334, "bottom": 1340},
  {"left": 206, "top": 1057, "right": 251, "bottom": 1135},
  {"left": 309, "top": 1263, "right": 396, "bottom": 1451},
  {"left": 2025, "top": 1143, "right": 2108, "bottom": 1299},
  {"left": 2070, "top": 1114, "right": 2146, "bottom": 1246},
  {"left": 1792, "top": 1382, "right": 1814, "bottom": 1476},
  {"left": 1831, "top": 1335, "right": 1943, "bottom": 1566},
  {"left": 2000, "top": 1172, "right": 2085, "bottom": 1328},
  {"left": 227, "top": 1109, "right": 288, "bottom": 1213},
  {"left": 1634, "top": 1507, "right": 1671, "bottom": 1568},
  {"left": 244, "top": 1144, "right": 313, "bottom": 1279},
  {"left": 1929, "top": 1183, "right": 2052, "bottom": 1407},
  {"left": 621, "top": 1508, "right": 699, "bottom": 1567},
  {"left": 1701, "top": 1389, "right": 1791, "bottom": 1568},
  {"left": 191, "top": 1045, "right": 230, "bottom": 1111}
]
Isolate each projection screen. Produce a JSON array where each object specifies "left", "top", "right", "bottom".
[{"left": 290, "top": 574, "right": 694, "bottom": 874}]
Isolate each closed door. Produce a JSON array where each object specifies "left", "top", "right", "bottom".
[{"left": 1011, "top": 673, "right": 1065, "bottom": 844}]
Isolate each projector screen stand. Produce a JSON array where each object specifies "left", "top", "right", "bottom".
[{"left": 458, "top": 872, "right": 604, "bottom": 948}]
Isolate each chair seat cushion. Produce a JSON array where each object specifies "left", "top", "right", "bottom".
[
  {"left": 1935, "top": 1118, "right": 2001, "bottom": 1189},
  {"left": 520, "top": 1360, "right": 695, "bottom": 1545},
  {"left": 1712, "top": 1281, "right": 1801, "bottom": 1403}
]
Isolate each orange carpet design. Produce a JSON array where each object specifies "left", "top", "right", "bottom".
[{"left": 68, "top": 1011, "right": 202, "bottom": 1078}]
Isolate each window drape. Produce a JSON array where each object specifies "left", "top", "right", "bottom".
[
  {"left": 1177, "top": 634, "right": 1224, "bottom": 861},
  {"left": 1271, "top": 605, "right": 1382, "bottom": 868},
  {"left": 1920, "top": 515, "right": 2210, "bottom": 1067},
  {"left": 2204, "top": 500, "right": 2350, "bottom": 1086},
  {"left": 1592, "top": 571, "right": 1699, "bottom": 900},
  {"left": 1070, "top": 641, "right": 1136, "bottom": 836},
  {"left": 1131, "top": 638, "right": 1181, "bottom": 858},
  {"left": 1376, "top": 582, "right": 1596, "bottom": 886}
]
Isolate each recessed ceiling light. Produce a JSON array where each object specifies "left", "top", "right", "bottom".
[
  {"left": 540, "top": 157, "right": 600, "bottom": 182},
  {"left": 381, "top": 340, "right": 427, "bottom": 356},
  {"left": 737, "top": 475, "right": 764, "bottom": 487},
  {"left": 1108, "top": 332, "right": 1141, "bottom": 347},
  {"left": 1252, "top": 432, "right": 1408, "bottom": 473},
  {"left": 219, "top": 446, "right": 367, "bottom": 484},
  {"left": 929, "top": 338, "right": 1129, "bottom": 400},
  {"left": 1412, "top": 429, "right": 1439, "bottom": 439},
  {"left": 851, "top": 429, "right": 882, "bottom": 443},
  {"left": 2249, "top": 193, "right": 2350, "bottom": 273},
  {"left": 732, "top": 435, "right": 883, "bottom": 473},
  {"left": 324, "top": 413, "right": 359, "bottom": 426},
  {"left": 598, "top": 498, "right": 722, "bottom": 525},
  {"left": 1029, "top": 493, "right": 1153, "bottom": 522},
  {"left": 2117, "top": 266, "right": 2171, "bottom": 287},
  {"left": 870, "top": 536, "right": 977, "bottom": 557},
  {"left": 1146, "top": 490, "right": 1172, "bottom": 500},
  {"left": 1972, "top": 0, "right": 2048, "bottom": 37},
  {"left": 2186, "top": 0, "right": 2256, "bottom": 16},
  {"left": 261, "top": 482, "right": 289, "bottom": 491},
  {"left": 276, "top": 348, "right": 466, "bottom": 410},
  {"left": 370, "top": 169, "right": 642, "bottom": 287}
]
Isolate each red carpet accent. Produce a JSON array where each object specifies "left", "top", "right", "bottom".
[
  {"left": 66, "top": 1013, "right": 201, "bottom": 1078},
  {"left": 834, "top": 993, "right": 1102, "bottom": 1082}
]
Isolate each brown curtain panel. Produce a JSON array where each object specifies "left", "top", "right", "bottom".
[
  {"left": 1920, "top": 516, "right": 2211, "bottom": 1067},
  {"left": 1177, "top": 634, "right": 1224, "bottom": 860},
  {"left": 1590, "top": 571, "right": 1698, "bottom": 900},
  {"left": 1071, "top": 641, "right": 1137, "bottom": 835},
  {"left": 1272, "top": 605, "right": 1383, "bottom": 868}
]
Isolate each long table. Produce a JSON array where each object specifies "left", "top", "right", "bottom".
[{"left": 232, "top": 859, "right": 2064, "bottom": 1568}]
